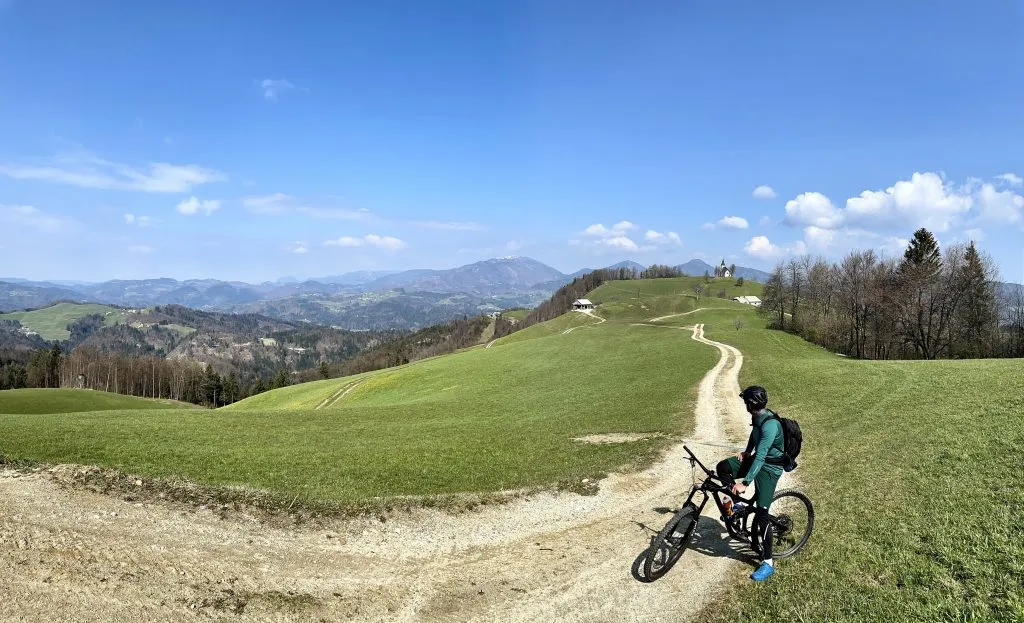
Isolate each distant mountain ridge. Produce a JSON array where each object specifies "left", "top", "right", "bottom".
[{"left": 0, "top": 256, "right": 776, "bottom": 323}]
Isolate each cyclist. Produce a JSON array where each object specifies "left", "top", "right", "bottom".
[{"left": 716, "top": 385, "right": 784, "bottom": 582}]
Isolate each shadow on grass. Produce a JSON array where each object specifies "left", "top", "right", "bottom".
[{"left": 632, "top": 514, "right": 758, "bottom": 583}]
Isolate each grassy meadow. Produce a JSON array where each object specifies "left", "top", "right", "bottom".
[
  {"left": 0, "top": 388, "right": 199, "bottom": 415},
  {"left": 0, "top": 302, "right": 128, "bottom": 341},
  {"left": 0, "top": 285, "right": 720, "bottom": 504},
  {"left": 673, "top": 308, "right": 1024, "bottom": 622},
  {"left": 3, "top": 275, "right": 1017, "bottom": 620}
]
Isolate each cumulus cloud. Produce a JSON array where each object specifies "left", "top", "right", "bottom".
[
  {"left": 844, "top": 172, "right": 972, "bottom": 232},
  {"left": 644, "top": 230, "right": 682, "bottom": 244},
  {"left": 784, "top": 192, "right": 844, "bottom": 229},
  {"left": 996, "top": 173, "right": 1023, "bottom": 187},
  {"left": 752, "top": 185, "right": 777, "bottom": 199},
  {"left": 325, "top": 234, "right": 407, "bottom": 250},
  {"left": 176, "top": 196, "right": 221, "bottom": 216},
  {"left": 577, "top": 220, "right": 674, "bottom": 253},
  {"left": 963, "top": 228, "right": 985, "bottom": 242},
  {"left": 975, "top": 183, "right": 1024, "bottom": 224},
  {"left": 289, "top": 242, "right": 309, "bottom": 254},
  {"left": 0, "top": 151, "right": 226, "bottom": 193},
  {"left": 599, "top": 236, "right": 639, "bottom": 251},
  {"left": 779, "top": 172, "right": 1021, "bottom": 252},
  {"left": 718, "top": 216, "right": 749, "bottom": 230},
  {"left": 744, "top": 235, "right": 781, "bottom": 260}
]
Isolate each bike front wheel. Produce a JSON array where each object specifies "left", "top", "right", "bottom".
[
  {"left": 644, "top": 504, "right": 699, "bottom": 581},
  {"left": 752, "top": 488, "right": 814, "bottom": 559}
]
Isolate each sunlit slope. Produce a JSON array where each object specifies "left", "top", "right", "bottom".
[
  {"left": 0, "top": 302, "right": 128, "bottom": 341},
  {"left": 674, "top": 308, "right": 1024, "bottom": 623},
  {"left": 1, "top": 314, "right": 717, "bottom": 503},
  {"left": 0, "top": 388, "right": 199, "bottom": 414}
]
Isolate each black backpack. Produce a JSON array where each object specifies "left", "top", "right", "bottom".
[{"left": 763, "top": 410, "right": 802, "bottom": 471}]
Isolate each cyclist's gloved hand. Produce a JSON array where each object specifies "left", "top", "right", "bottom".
[{"left": 731, "top": 482, "right": 747, "bottom": 496}]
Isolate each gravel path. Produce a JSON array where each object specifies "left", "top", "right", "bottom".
[{"left": 0, "top": 323, "right": 759, "bottom": 622}]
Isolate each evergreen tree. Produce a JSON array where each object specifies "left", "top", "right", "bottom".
[
  {"left": 902, "top": 228, "right": 941, "bottom": 273},
  {"left": 952, "top": 241, "right": 998, "bottom": 357},
  {"left": 222, "top": 372, "right": 240, "bottom": 404},
  {"left": 319, "top": 361, "right": 331, "bottom": 379}
]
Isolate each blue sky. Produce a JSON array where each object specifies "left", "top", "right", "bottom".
[{"left": 1, "top": 0, "right": 1023, "bottom": 283}]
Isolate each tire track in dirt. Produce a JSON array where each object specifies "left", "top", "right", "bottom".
[{"left": 1, "top": 324, "right": 759, "bottom": 622}]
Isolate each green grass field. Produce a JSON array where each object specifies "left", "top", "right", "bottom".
[
  {"left": 0, "top": 302, "right": 129, "bottom": 340},
  {"left": 0, "top": 388, "right": 200, "bottom": 414},
  {"left": 672, "top": 309, "right": 1024, "bottom": 622},
  {"left": 502, "top": 309, "right": 530, "bottom": 321},
  {"left": 1, "top": 277, "right": 1019, "bottom": 621},
  {"left": 0, "top": 285, "right": 720, "bottom": 504}
]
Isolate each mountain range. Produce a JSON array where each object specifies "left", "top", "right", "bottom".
[{"left": 0, "top": 257, "right": 774, "bottom": 328}]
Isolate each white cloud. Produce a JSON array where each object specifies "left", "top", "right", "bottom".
[
  {"left": 700, "top": 222, "right": 716, "bottom": 230},
  {"left": 287, "top": 241, "right": 309, "bottom": 254},
  {"left": 975, "top": 183, "right": 1024, "bottom": 224},
  {"left": 752, "top": 185, "right": 777, "bottom": 200},
  {"left": 644, "top": 230, "right": 681, "bottom": 244},
  {"left": 844, "top": 172, "right": 971, "bottom": 232},
  {"left": 718, "top": 216, "right": 749, "bottom": 230},
  {"left": 759, "top": 215, "right": 775, "bottom": 226},
  {"left": 963, "top": 228, "right": 985, "bottom": 242},
  {"left": 612, "top": 220, "right": 636, "bottom": 232},
  {"left": 996, "top": 173, "right": 1023, "bottom": 187},
  {"left": 411, "top": 220, "right": 488, "bottom": 231},
  {"left": 259, "top": 78, "right": 300, "bottom": 101},
  {"left": 583, "top": 223, "right": 608, "bottom": 236},
  {"left": 0, "top": 205, "right": 74, "bottom": 232},
  {"left": 364, "top": 234, "right": 407, "bottom": 250},
  {"left": 744, "top": 235, "right": 781, "bottom": 260},
  {"left": 123, "top": 213, "right": 155, "bottom": 227},
  {"left": 599, "top": 236, "right": 639, "bottom": 251},
  {"left": 325, "top": 234, "right": 407, "bottom": 250},
  {"left": 127, "top": 245, "right": 154, "bottom": 254},
  {"left": 176, "top": 196, "right": 221, "bottom": 216},
  {"left": 243, "top": 193, "right": 371, "bottom": 220},
  {"left": 803, "top": 226, "right": 836, "bottom": 250},
  {"left": 784, "top": 192, "right": 844, "bottom": 229},
  {"left": 0, "top": 151, "right": 226, "bottom": 193}
]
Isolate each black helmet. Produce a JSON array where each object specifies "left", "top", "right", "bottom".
[{"left": 739, "top": 386, "right": 768, "bottom": 411}]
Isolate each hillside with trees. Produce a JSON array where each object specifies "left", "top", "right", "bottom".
[{"left": 758, "top": 228, "right": 1023, "bottom": 359}]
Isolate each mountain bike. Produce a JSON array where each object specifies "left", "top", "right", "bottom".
[{"left": 643, "top": 445, "right": 814, "bottom": 580}]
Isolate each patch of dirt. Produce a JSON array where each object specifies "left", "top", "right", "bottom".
[
  {"left": 0, "top": 323, "right": 780, "bottom": 622},
  {"left": 573, "top": 432, "right": 665, "bottom": 444}
]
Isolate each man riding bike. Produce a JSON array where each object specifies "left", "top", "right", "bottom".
[{"left": 716, "top": 385, "right": 785, "bottom": 582}]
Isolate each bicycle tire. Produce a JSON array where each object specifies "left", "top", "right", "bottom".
[
  {"left": 751, "top": 488, "right": 814, "bottom": 559},
  {"left": 644, "top": 504, "right": 699, "bottom": 581}
]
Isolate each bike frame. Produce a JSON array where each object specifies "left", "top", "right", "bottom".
[{"left": 681, "top": 445, "right": 774, "bottom": 536}]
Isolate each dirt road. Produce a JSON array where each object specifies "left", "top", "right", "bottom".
[{"left": 1, "top": 324, "right": 761, "bottom": 622}]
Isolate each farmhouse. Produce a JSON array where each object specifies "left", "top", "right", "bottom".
[
  {"left": 572, "top": 299, "right": 595, "bottom": 311},
  {"left": 733, "top": 295, "right": 762, "bottom": 307}
]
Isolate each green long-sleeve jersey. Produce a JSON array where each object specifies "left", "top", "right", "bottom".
[{"left": 742, "top": 409, "right": 785, "bottom": 485}]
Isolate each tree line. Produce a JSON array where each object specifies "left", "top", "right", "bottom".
[{"left": 759, "top": 228, "right": 1022, "bottom": 359}]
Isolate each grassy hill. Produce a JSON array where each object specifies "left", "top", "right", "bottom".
[
  {"left": 0, "top": 302, "right": 129, "bottom": 341},
  {"left": 650, "top": 308, "right": 1023, "bottom": 622},
  {"left": 0, "top": 388, "right": 200, "bottom": 414},
  {"left": 1, "top": 276, "right": 1019, "bottom": 620},
  {"left": 0, "top": 282, "right": 723, "bottom": 504}
]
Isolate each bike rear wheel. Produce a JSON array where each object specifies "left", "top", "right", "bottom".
[
  {"left": 644, "top": 504, "right": 699, "bottom": 580},
  {"left": 752, "top": 488, "right": 814, "bottom": 559}
]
